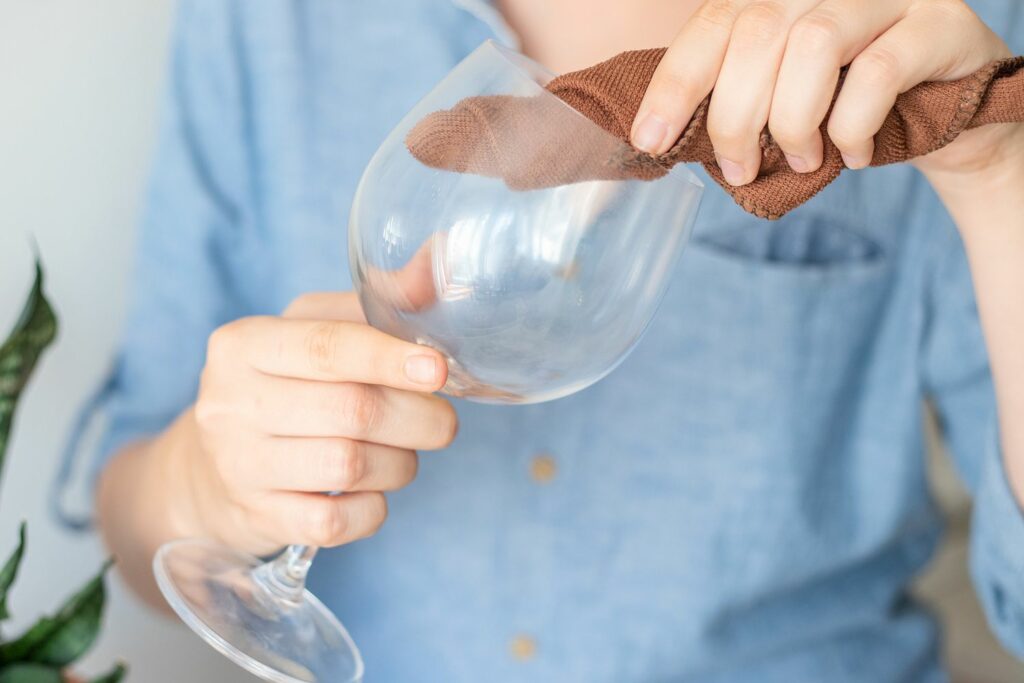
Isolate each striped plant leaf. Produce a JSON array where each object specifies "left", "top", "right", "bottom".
[
  {"left": 0, "top": 561, "right": 110, "bottom": 667},
  {"left": 0, "top": 261, "right": 57, "bottom": 485},
  {"left": 0, "top": 523, "right": 26, "bottom": 620}
]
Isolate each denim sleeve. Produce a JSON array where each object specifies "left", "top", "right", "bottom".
[
  {"left": 921, "top": 206, "right": 1024, "bottom": 658},
  {"left": 55, "top": 0, "right": 247, "bottom": 524}
]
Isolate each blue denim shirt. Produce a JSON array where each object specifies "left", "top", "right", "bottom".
[{"left": 63, "top": 1, "right": 1024, "bottom": 680}]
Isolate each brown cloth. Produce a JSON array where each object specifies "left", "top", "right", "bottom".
[{"left": 406, "top": 49, "right": 1024, "bottom": 219}]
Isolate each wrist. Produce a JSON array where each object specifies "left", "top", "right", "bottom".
[
  {"left": 922, "top": 125, "right": 1024, "bottom": 234},
  {"left": 921, "top": 126, "right": 1024, "bottom": 248},
  {"left": 152, "top": 408, "right": 216, "bottom": 541},
  {"left": 94, "top": 410, "right": 218, "bottom": 611}
]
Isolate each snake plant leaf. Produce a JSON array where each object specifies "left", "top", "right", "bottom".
[
  {"left": 87, "top": 663, "right": 126, "bottom": 683},
  {"left": 0, "top": 261, "right": 58, "bottom": 484},
  {"left": 0, "top": 664, "right": 62, "bottom": 683},
  {"left": 0, "top": 522, "right": 26, "bottom": 620},
  {"left": 0, "top": 561, "right": 111, "bottom": 667}
]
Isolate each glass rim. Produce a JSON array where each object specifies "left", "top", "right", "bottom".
[{"left": 475, "top": 39, "right": 704, "bottom": 193}]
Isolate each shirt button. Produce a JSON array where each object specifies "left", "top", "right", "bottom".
[
  {"left": 529, "top": 453, "right": 557, "bottom": 484},
  {"left": 509, "top": 634, "right": 537, "bottom": 662}
]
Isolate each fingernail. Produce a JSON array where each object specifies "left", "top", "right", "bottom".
[
  {"left": 716, "top": 156, "right": 747, "bottom": 186},
  {"left": 632, "top": 112, "right": 670, "bottom": 154},
  {"left": 785, "top": 153, "right": 809, "bottom": 173},
  {"left": 404, "top": 355, "right": 438, "bottom": 385},
  {"left": 841, "top": 152, "right": 865, "bottom": 169}
]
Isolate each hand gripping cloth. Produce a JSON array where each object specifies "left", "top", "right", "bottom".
[{"left": 407, "top": 49, "right": 1024, "bottom": 219}]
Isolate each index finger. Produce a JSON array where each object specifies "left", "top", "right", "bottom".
[
  {"left": 631, "top": 0, "right": 743, "bottom": 155},
  {"left": 214, "top": 316, "right": 448, "bottom": 392}
]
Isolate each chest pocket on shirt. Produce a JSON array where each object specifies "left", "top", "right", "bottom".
[
  {"left": 658, "top": 213, "right": 895, "bottom": 458},
  {"left": 635, "top": 212, "right": 894, "bottom": 417},
  {"left": 568, "top": 214, "right": 899, "bottom": 620},
  {"left": 692, "top": 214, "right": 884, "bottom": 268},
  {"left": 585, "top": 212, "right": 895, "bottom": 451}
]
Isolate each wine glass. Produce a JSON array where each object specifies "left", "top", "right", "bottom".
[{"left": 153, "top": 39, "right": 703, "bottom": 682}]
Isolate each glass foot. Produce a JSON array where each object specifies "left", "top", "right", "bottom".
[{"left": 154, "top": 539, "right": 363, "bottom": 683}]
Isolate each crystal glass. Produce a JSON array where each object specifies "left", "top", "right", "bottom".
[{"left": 154, "top": 39, "right": 702, "bottom": 682}]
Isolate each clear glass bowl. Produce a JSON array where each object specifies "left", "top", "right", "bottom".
[{"left": 350, "top": 40, "right": 704, "bottom": 404}]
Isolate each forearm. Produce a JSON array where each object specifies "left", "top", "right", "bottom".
[
  {"left": 925, "top": 130, "right": 1024, "bottom": 508},
  {"left": 96, "top": 409, "right": 206, "bottom": 612}
]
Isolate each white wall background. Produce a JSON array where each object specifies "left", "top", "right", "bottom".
[
  {"left": 0, "top": 1, "right": 249, "bottom": 680},
  {"left": 1, "top": 2, "right": 1023, "bottom": 682}
]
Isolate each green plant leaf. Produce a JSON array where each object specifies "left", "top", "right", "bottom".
[
  {"left": 0, "top": 561, "right": 111, "bottom": 667},
  {"left": 0, "top": 663, "right": 62, "bottom": 683},
  {"left": 0, "top": 260, "right": 58, "bottom": 484},
  {"left": 0, "top": 523, "right": 26, "bottom": 620},
  {"left": 87, "top": 663, "right": 126, "bottom": 683}
]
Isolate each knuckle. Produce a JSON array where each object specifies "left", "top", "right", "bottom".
[
  {"left": 421, "top": 399, "right": 458, "bottom": 450},
  {"left": 305, "top": 321, "right": 341, "bottom": 373},
  {"left": 221, "top": 482, "right": 252, "bottom": 512},
  {"left": 193, "top": 396, "right": 217, "bottom": 430},
  {"left": 222, "top": 495, "right": 262, "bottom": 536},
  {"left": 366, "top": 346, "right": 397, "bottom": 386},
  {"left": 363, "top": 493, "right": 389, "bottom": 537},
  {"left": 401, "top": 452, "right": 420, "bottom": 487},
  {"left": 283, "top": 292, "right": 316, "bottom": 317},
  {"left": 734, "top": 1, "right": 788, "bottom": 43},
  {"left": 214, "top": 457, "right": 251, "bottom": 497},
  {"left": 206, "top": 321, "right": 240, "bottom": 362},
  {"left": 851, "top": 47, "right": 902, "bottom": 90},
  {"left": 197, "top": 363, "right": 216, "bottom": 397},
  {"left": 767, "top": 113, "right": 814, "bottom": 149},
  {"left": 706, "top": 114, "right": 754, "bottom": 148},
  {"left": 194, "top": 386, "right": 231, "bottom": 432},
  {"left": 334, "top": 440, "right": 366, "bottom": 490},
  {"left": 929, "top": 0, "right": 973, "bottom": 23},
  {"left": 208, "top": 316, "right": 268, "bottom": 364},
  {"left": 435, "top": 403, "right": 459, "bottom": 448},
  {"left": 694, "top": 0, "right": 739, "bottom": 31},
  {"left": 650, "top": 70, "right": 703, "bottom": 108},
  {"left": 306, "top": 501, "right": 348, "bottom": 546},
  {"left": 339, "top": 384, "right": 381, "bottom": 438},
  {"left": 788, "top": 12, "right": 843, "bottom": 55},
  {"left": 825, "top": 116, "right": 863, "bottom": 150}
]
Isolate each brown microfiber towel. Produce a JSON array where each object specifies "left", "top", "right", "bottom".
[{"left": 406, "top": 49, "right": 1024, "bottom": 219}]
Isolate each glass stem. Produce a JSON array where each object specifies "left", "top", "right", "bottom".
[{"left": 251, "top": 544, "right": 318, "bottom": 609}]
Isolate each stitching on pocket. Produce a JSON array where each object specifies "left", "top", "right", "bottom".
[{"left": 691, "top": 216, "right": 886, "bottom": 273}]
